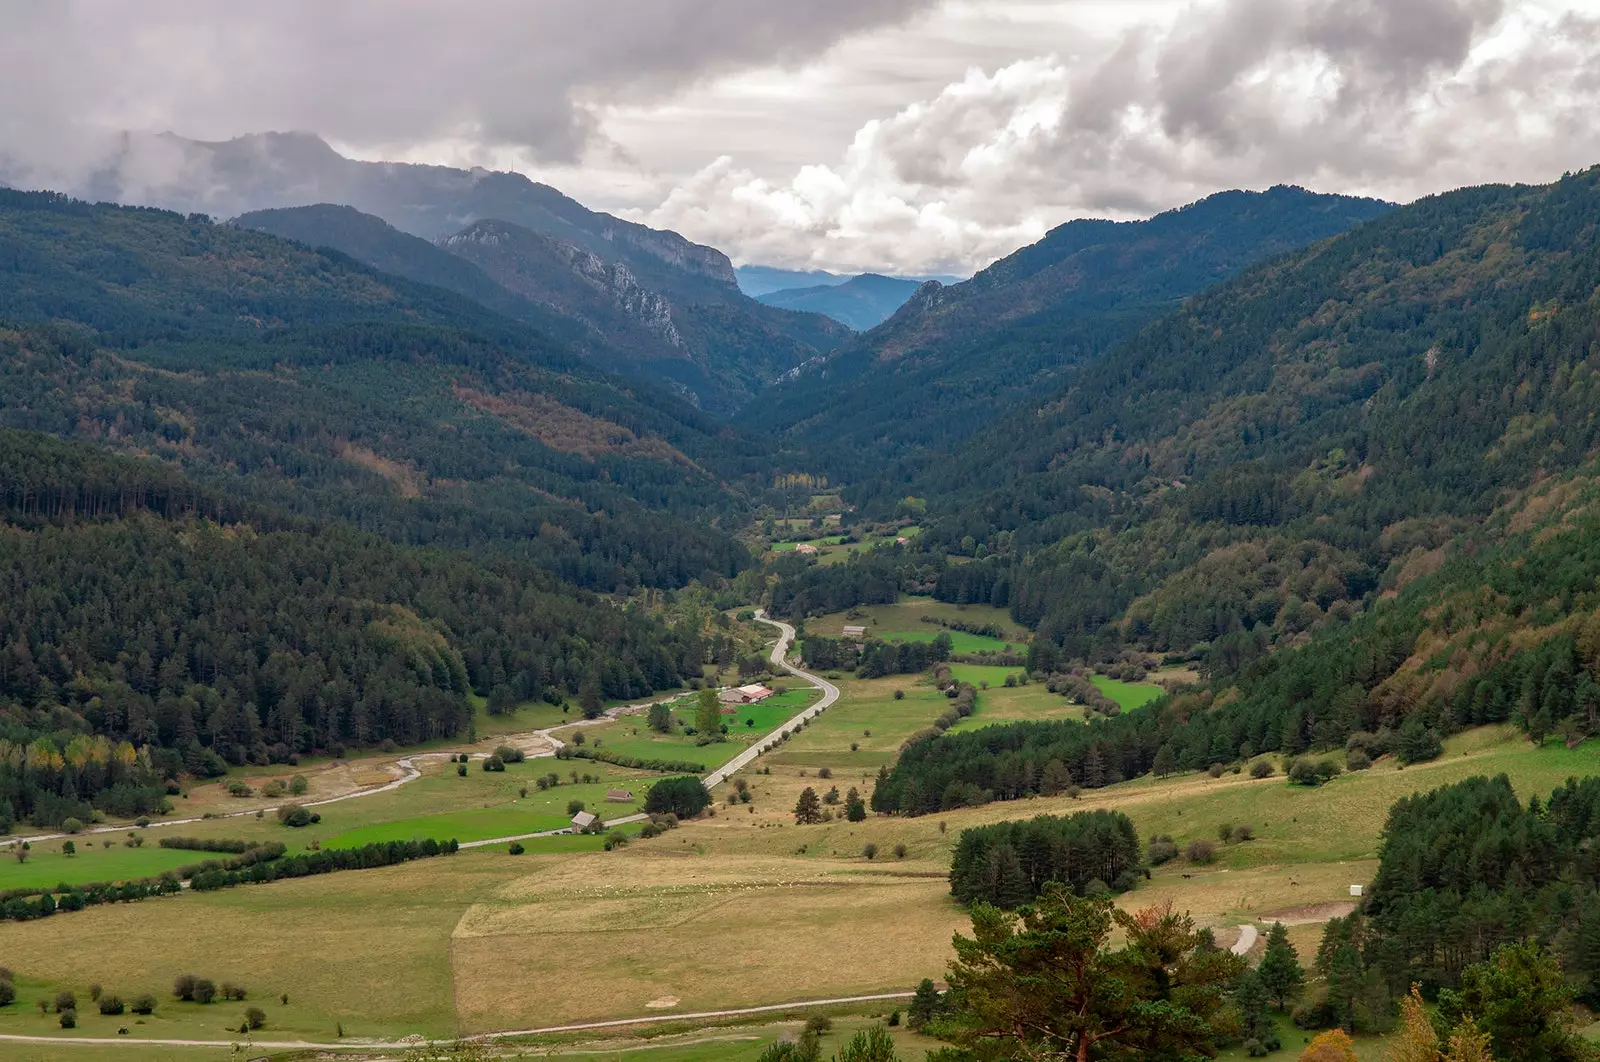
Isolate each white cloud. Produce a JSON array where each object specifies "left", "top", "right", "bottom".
[{"left": 636, "top": 0, "right": 1600, "bottom": 274}]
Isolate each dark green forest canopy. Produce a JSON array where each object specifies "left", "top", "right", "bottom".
[
  {"left": 1344, "top": 773, "right": 1600, "bottom": 1002},
  {"left": 872, "top": 470, "right": 1600, "bottom": 814},
  {"left": 790, "top": 168, "right": 1600, "bottom": 673},
  {"left": 0, "top": 190, "right": 768, "bottom": 591},
  {"left": 0, "top": 430, "right": 707, "bottom": 828},
  {"left": 748, "top": 185, "right": 1391, "bottom": 483}
]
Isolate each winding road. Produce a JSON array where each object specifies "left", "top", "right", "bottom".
[
  {"left": 2, "top": 609, "right": 874, "bottom": 1052},
  {"left": 10, "top": 609, "right": 830, "bottom": 851},
  {"left": 460, "top": 609, "right": 836, "bottom": 846}
]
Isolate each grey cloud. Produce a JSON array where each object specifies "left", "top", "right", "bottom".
[
  {"left": 643, "top": 0, "right": 1600, "bottom": 274},
  {"left": 0, "top": 0, "right": 937, "bottom": 191}
]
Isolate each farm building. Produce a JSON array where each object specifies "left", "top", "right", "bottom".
[
  {"left": 570, "top": 810, "right": 597, "bottom": 832},
  {"left": 605, "top": 789, "right": 634, "bottom": 803},
  {"left": 841, "top": 625, "right": 867, "bottom": 639},
  {"left": 717, "top": 683, "right": 775, "bottom": 705},
  {"left": 794, "top": 544, "right": 819, "bottom": 555}
]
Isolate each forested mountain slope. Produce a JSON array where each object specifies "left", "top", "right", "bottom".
[
  {"left": 0, "top": 190, "right": 755, "bottom": 591},
  {"left": 911, "top": 167, "right": 1600, "bottom": 665},
  {"left": 749, "top": 186, "right": 1390, "bottom": 478},
  {"left": 439, "top": 218, "right": 846, "bottom": 411},
  {"left": 26, "top": 132, "right": 850, "bottom": 412},
  {"left": 233, "top": 204, "right": 728, "bottom": 405},
  {"left": 0, "top": 430, "right": 708, "bottom": 829},
  {"left": 777, "top": 165, "right": 1600, "bottom": 811}
]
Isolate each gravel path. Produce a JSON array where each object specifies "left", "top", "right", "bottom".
[{"left": 1231, "top": 923, "right": 1259, "bottom": 956}]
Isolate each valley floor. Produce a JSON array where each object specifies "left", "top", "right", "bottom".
[{"left": 0, "top": 628, "right": 1589, "bottom": 1059}]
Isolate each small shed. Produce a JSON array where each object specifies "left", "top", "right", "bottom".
[
  {"left": 605, "top": 789, "right": 634, "bottom": 803},
  {"left": 841, "top": 625, "right": 867, "bottom": 639},
  {"left": 1349, "top": 884, "right": 1364, "bottom": 898},
  {"left": 794, "top": 544, "right": 820, "bottom": 555},
  {"left": 570, "top": 810, "right": 597, "bottom": 832}
]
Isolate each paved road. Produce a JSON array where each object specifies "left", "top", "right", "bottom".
[
  {"left": 703, "top": 609, "right": 838, "bottom": 788},
  {"left": 463, "top": 609, "right": 836, "bottom": 847},
  {"left": 0, "top": 991, "right": 918, "bottom": 1051},
  {"left": 1231, "top": 924, "right": 1259, "bottom": 956}
]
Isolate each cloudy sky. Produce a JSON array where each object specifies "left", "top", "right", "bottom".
[{"left": 4, "top": 0, "right": 1600, "bottom": 273}]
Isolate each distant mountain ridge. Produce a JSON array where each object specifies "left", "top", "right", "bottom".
[
  {"left": 166, "top": 134, "right": 851, "bottom": 411},
  {"left": 746, "top": 185, "right": 1393, "bottom": 479},
  {"left": 756, "top": 273, "right": 923, "bottom": 330},
  {"left": 735, "top": 265, "right": 963, "bottom": 297},
  {"left": 51, "top": 131, "right": 738, "bottom": 289}
]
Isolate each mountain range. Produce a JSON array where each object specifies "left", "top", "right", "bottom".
[
  {"left": 11, "top": 127, "right": 1600, "bottom": 785},
  {"left": 755, "top": 273, "right": 924, "bottom": 330},
  {"left": 744, "top": 185, "right": 1393, "bottom": 480},
  {"left": 4, "top": 132, "right": 849, "bottom": 412}
]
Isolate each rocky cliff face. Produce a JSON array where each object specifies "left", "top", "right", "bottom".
[{"left": 442, "top": 221, "right": 685, "bottom": 348}]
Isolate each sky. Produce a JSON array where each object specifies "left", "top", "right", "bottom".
[{"left": 3, "top": 0, "right": 1600, "bottom": 274}]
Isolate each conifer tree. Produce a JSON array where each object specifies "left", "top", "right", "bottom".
[
  {"left": 1259, "top": 921, "right": 1306, "bottom": 1010},
  {"left": 794, "top": 787, "right": 822, "bottom": 824}
]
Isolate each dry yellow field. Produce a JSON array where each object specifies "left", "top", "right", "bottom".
[{"left": 0, "top": 695, "right": 1580, "bottom": 1053}]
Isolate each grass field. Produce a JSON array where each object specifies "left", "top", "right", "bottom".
[
  {"left": 3, "top": 667, "right": 1592, "bottom": 1059},
  {"left": 764, "top": 675, "right": 953, "bottom": 770},
  {"left": 0, "top": 840, "right": 206, "bottom": 891},
  {"left": 945, "top": 682, "right": 1077, "bottom": 734},
  {"left": 804, "top": 597, "right": 1028, "bottom": 643},
  {"left": 2, "top": 753, "right": 655, "bottom": 891},
  {"left": 1091, "top": 674, "right": 1165, "bottom": 711},
  {"left": 555, "top": 688, "right": 821, "bottom": 769}
]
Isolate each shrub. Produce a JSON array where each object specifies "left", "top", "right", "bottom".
[
  {"left": 58, "top": 1008, "right": 76, "bottom": 1029},
  {"left": 818, "top": 766, "right": 833, "bottom": 779},
  {"left": 54, "top": 990, "right": 77, "bottom": 1013},
  {"left": 131, "top": 994, "right": 156, "bottom": 1015},
  {"left": 893, "top": 690, "right": 904, "bottom": 700},
  {"left": 893, "top": 843, "right": 907, "bottom": 859},
  {"left": 289, "top": 775, "right": 309, "bottom": 795},
  {"left": 1147, "top": 836, "right": 1178, "bottom": 865},
  {"left": 1083, "top": 877, "right": 1112, "bottom": 898},
  {"left": 276, "top": 804, "right": 319, "bottom": 828},
  {"left": 0, "top": 980, "right": 15, "bottom": 1007},
  {"left": 260, "top": 780, "right": 286, "bottom": 798},
  {"left": 60, "top": 817, "right": 83, "bottom": 833},
  {"left": 567, "top": 799, "right": 587, "bottom": 816},
  {"left": 603, "top": 830, "right": 630, "bottom": 851},
  {"left": 193, "top": 979, "right": 216, "bottom": 1005},
  {"left": 494, "top": 745, "right": 525, "bottom": 764},
  {"left": 508, "top": 841, "right": 525, "bottom": 855},
  {"left": 1346, "top": 748, "right": 1372, "bottom": 771},
  {"left": 482, "top": 755, "right": 505, "bottom": 772},
  {"left": 174, "top": 974, "right": 198, "bottom": 1001},
  {"left": 226, "top": 781, "right": 253, "bottom": 798},
  {"left": 221, "top": 983, "right": 246, "bottom": 1001},
  {"left": 1231, "top": 824, "right": 1255, "bottom": 843},
  {"left": 245, "top": 1006, "right": 266, "bottom": 1030},
  {"left": 1185, "top": 839, "right": 1216, "bottom": 865},
  {"left": 1250, "top": 760, "right": 1274, "bottom": 779},
  {"left": 99, "top": 995, "right": 125, "bottom": 1016},
  {"left": 887, "top": 1011, "right": 900, "bottom": 1026},
  {"left": 457, "top": 764, "right": 467, "bottom": 777},
  {"left": 862, "top": 842, "right": 879, "bottom": 860},
  {"left": 1207, "top": 763, "right": 1225, "bottom": 778},
  {"left": 1217, "top": 823, "right": 1233, "bottom": 842}
]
